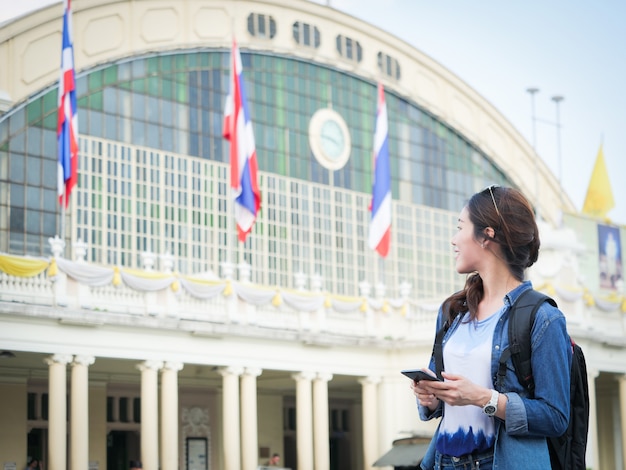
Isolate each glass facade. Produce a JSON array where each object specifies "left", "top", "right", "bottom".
[{"left": 0, "top": 48, "right": 514, "bottom": 297}]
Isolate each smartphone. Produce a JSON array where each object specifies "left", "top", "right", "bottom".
[{"left": 401, "top": 369, "right": 442, "bottom": 382}]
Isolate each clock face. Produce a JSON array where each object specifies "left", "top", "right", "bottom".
[
  {"left": 309, "top": 108, "right": 351, "bottom": 170},
  {"left": 320, "top": 119, "right": 345, "bottom": 160}
]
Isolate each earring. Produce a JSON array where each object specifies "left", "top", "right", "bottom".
[{"left": 481, "top": 242, "right": 485, "bottom": 248}]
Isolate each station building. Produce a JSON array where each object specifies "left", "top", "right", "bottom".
[{"left": 0, "top": 1, "right": 625, "bottom": 469}]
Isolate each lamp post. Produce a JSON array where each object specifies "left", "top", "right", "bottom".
[
  {"left": 551, "top": 95, "right": 564, "bottom": 224},
  {"left": 527, "top": 87, "right": 540, "bottom": 218}
]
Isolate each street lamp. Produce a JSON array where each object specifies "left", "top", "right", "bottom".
[
  {"left": 551, "top": 95, "right": 564, "bottom": 223},
  {"left": 527, "top": 87, "right": 540, "bottom": 218}
]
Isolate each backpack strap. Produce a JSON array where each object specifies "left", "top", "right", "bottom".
[
  {"left": 432, "top": 300, "right": 458, "bottom": 381},
  {"left": 497, "top": 289, "right": 557, "bottom": 393},
  {"left": 433, "top": 326, "right": 446, "bottom": 380}
]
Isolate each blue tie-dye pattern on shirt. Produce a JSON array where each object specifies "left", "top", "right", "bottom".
[
  {"left": 436, "top": 308, "right": 503, "bottom": 457},
  {"left": 436, "top": 426, "right": 496, "bottom": 456}
]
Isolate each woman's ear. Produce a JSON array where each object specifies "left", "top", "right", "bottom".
[{"left": 483, "top": 227, "right": 495, "bottom": 242}]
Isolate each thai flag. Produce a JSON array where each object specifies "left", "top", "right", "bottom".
[
  {"left": 223, "top": 39, "right": 261, "bottom": 242},
  {"left": 57, "top": 0, "right": 78, "bottom": 208},
  {"left": 368, "top": 83, "right": 391, "bottom": 258}
]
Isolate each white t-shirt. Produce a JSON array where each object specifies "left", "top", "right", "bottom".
[{"left": 436, "top": 307, "right": 503, "bottom": 457}]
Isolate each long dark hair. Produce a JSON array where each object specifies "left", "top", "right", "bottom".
[{"left": 443, "top": 186, "right": 540, "bottom": 324}]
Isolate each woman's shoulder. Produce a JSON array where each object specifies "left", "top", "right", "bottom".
[
  {"left": 533, "top": 293, "right": 566, "bottom": 323},
  {"left": 508, "top": 283, "right": 565, "bottom": 323},
  {"left": 531, "top": 294, "right": 569, "bottom": 345}
]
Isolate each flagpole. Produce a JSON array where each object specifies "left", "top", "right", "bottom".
[
  {"left": 58, "top": 0, "right": 79, "bottom": 259},
  {"left": 369, "top": 82, "right": 391, "bottom": 286},
  {"left": 62, "top": 193, "right": 66, "bottom": 252},
  {"left": 223, "top": 37, "right": 261, "bottom": 270},
  {"left": 225, "top": 13, "right": 235, "bottom": 271}
]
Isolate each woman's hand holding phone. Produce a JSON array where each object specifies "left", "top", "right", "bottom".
[
  {"left": 403, "top": 368, "right": 442, "bottom": 411},
  {"left": 401, "top": 368, "right": 442, "bottom": 382}
]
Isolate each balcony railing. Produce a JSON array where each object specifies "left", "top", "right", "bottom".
[
  {"left": 0, "top": 241, "right": 441, "bottom": 348},
  {"left": 2, "top": 226, "right": 626, "bottom": 348}
]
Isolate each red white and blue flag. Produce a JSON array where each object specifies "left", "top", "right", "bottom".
[
  {"left": 223, "top": 39, "right": 261, "bottom": 242},
  {"left": 368, "top": 83, "right": 391, "bottom": 258},
  {"left": 57, "top": 0, "right": 78, "bottom": 208}
]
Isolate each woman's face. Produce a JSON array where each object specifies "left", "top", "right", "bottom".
[{"left": 451, "top": 207, "right": 483, "bottom": 274}]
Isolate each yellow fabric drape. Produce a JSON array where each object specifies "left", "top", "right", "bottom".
[
  {"left": 272, "top": 291, "right": 282, "bottom": 307},
  {"left": 112, "top": 266, "right": 121, "bottom": 286},
  {"left": 0, "top": 254, "right": 49, "bottom": 277},
  {"left": 121, "top": 267, "right": 174, "bottom": 280},
  {"left": 223, "top": 280, "right": 233, "bottom": 296},
  {"left": 48, "top": 258, "right": 58, "bottom": 277}
]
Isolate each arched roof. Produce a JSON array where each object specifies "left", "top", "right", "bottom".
[{"left": 0, "top": 0, "right": 572, "bottom": 222}]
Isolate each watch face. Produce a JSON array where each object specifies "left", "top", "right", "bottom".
[
  {"left": 308, "top": 108, "right": 351, "bottom": 170},
  {"left": 484, "top": 405, "right": 497, "bottom": 415}
]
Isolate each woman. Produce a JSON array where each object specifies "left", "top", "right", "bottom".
[{"left": 412, "top": 186, "right": 571, "bottom": 470}]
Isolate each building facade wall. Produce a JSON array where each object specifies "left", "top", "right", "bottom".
[
  {"left": 0, "top": 0, "right": 569, "bottom": 221},
  {"left": 0, "top": 1, "right": 625, "bottom": 470}
]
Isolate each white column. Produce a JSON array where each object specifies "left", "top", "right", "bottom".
[
  {"left": 587, "top": 368, "right": 600, "bottom": 470},
  {"left": 619, "top": 375, "right": 626, "bottom": 470},
  {"left": 161, "top": 362, "right": 183, "bottom": 470},
  {"left": 377, "top": 375, "right": 403, "bottom": 460},
  {"left": 218, "top": 366, "right": 243, "bottom": 470},
  {"left": 137, "top": 360, "right": 163, "bottom": 470},
  {"left": 313, "top": 372, "right": 333, "bottom": 470},
  {"left": 359, "top": 376, "right": 381, "bottom": 470},
  {"left": 292, "top": 372, "right": 315, "bottom": 470},
  {"left": 70, "top": 355, "right": 95, "bottom": 470},
  {"left": 45, "top": 354, "right": 72, "bottom": 470},
  {"left": 241, "top": 368, "right": 262, "bottom": 470}
]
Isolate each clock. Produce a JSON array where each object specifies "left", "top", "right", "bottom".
[{"left": 308, "top": 108, "right": 351, "bottom": 170}]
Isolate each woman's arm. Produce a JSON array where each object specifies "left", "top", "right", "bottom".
[{"left": 504, "top": 304, "right": 572, "bottom": 436}]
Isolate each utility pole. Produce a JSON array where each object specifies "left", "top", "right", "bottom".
[{"left": 551, "top": 95, "right": 565, "bottom": 225}]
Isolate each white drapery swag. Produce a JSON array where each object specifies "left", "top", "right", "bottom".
[
  {"left": 178, "top": 277, "right": 226, "bottom": 299},
  {"left": 233, "top": 283, "right": 275, "bottom": 305},
  {"left": 282, "top": 291, "right": 326, "bottom": 312},
  {"left": 51, "top": 257, "right": 408, "bottom": 314},
  {"left": 595, "top": 297, "right": 622, "bottom": 312},
  {"left": 120, "top": 269, "right": 176, "bottom": 292},
  {"left": 554, "top": 285, "right": 584, "bottom": 303},
  {"left": 55, "top": 257, "right": 114, "bottom": 287}
]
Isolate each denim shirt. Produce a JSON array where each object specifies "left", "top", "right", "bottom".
[{"left": 418, "top": 281, "right": 572, "bottom": 470}]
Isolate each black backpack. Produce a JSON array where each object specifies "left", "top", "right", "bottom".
[{"left": 433, "top": 289, "right": 589, "bottom": 470}]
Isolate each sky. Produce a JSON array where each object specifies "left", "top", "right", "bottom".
[{"left": 2, "top": 0, "right": 625, "bottom": 224}]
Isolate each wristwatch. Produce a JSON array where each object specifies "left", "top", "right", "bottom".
[{"left": 482, "top": 389, "right": 499, "bottom": 416}]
